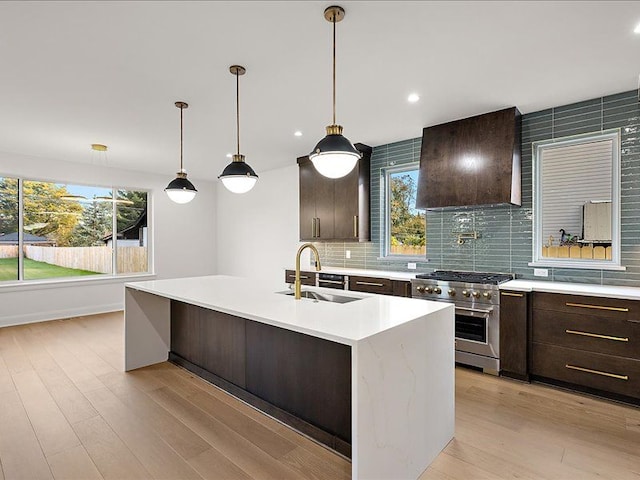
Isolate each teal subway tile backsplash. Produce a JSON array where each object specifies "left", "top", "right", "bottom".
[{"left": 316, "top": 89, "right": 640, "bottom": 286}]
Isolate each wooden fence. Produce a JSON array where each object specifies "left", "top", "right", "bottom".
[
  {"left": 24, "top": 246, "right": 148, "bottom": 273},
  {"left": 542, "top": 245, "right": 612, "bottom": 260},
  {"left": 390, "top": 245, "right": 426, "bottom": 256},
  {"left": 0, "top": 245, "right": 19, "bottom": 259}
]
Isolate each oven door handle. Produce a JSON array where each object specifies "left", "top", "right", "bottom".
[{"left": 455, "top": 306, "right": 493, "bottom": 315}]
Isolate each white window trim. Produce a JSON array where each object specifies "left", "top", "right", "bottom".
[
  {"left": 380, "top": 162, "right": 426, "bottom": 260},
  {"left": 531, "top": 128, "right": 624, "bottom": 271}
]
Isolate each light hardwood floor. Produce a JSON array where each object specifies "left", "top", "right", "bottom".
[{"left": 0, "top": 312, "right": 639, "bottom": 480}]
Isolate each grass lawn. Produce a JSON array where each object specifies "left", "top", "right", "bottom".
[{"left": 0, "top": 257, "right": 100, "bottom": 281}]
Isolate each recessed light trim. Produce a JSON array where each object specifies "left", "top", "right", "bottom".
[
  {"left": 634, "top": 22, "right": 640, "bottom": 34},
  {"left": 294, "top": 131, "right": 303, "bottom": 137},
  {"left": 407, "top": 93, "right": 420, "bottom": 103}
]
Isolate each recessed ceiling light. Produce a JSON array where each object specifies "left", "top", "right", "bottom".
[
  {"left": 635, "top": 23, "right": 640, "bottom": 34},
  {"left": 294, "top": 131, "right": 303, "bottom": 137},
  {"left": 226, "top": 153, "right": 232, "bottom": 158},
  {"left": 407, "top": 93, "right": 420, "bottom": 103}
]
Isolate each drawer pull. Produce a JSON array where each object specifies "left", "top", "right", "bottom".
[
  {"left": 288, "top": 275, "right": 309, "bottom": 279},
  {"left": 319, "top": 279, "right": 344, "bottom": 285},
  {"left": 356, "top": 281, "right": 385, "bottom": 287},
  {"left": 565, "top": 302, "right": 629, "bottom": 313},
  {"left": 565, "top": 364, "right": 628, "bottom": 381},
  {"left": 501, "top": 292, "right": 524, "bottom": 297},
  {"left": 565, "top": 329, "right": 629, "bottom": 342}
]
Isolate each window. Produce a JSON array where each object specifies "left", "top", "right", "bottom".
[
  {"left": 532, "top": 129, "right": 622, "bottom": 269},
  {"left": 0, "top": 177, "right": 19, "bottom": 281},
  {"left": 384, "top": 165, "right": 426, "bottom": 257},
  {"left": 0, "top": 178, "right": 150, "bottom": 283}
]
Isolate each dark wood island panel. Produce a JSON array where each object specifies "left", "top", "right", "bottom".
[{"left": 169, "top": 300, "right": 352, "bottom": 457}]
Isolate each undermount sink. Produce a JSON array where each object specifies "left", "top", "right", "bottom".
[{"left": 279, "top": 290, "right": 361, "bottom": 304}]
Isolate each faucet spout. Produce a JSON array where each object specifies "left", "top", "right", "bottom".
[{"left": 294, "top": 243, "right": 322, "bottom": 300}]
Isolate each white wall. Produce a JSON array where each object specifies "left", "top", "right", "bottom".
[
  {"left": 0, "top": 151, "right": 217, "bottom": 326},
  {"left": 216, "top": 164, "right": 305, "bottom": 292}
]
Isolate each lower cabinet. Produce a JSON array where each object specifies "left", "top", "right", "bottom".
[
  {"left": 530, "top": 292, "right": 640, "bottom": 403},
  {"left": 499, "top": 290, "right": 529, "bottom": 379},
  {"left": 284, "top": 269, "right": 316, "bottom": 286},
  {"left": 392, "top": 280, "right": 412, "bottom": 298},
  {"left": 169, "top": 301, "right": 352, "bottom": 457},
  {"left": 348, "top": 275, "right": 393, "bottom": 295}
]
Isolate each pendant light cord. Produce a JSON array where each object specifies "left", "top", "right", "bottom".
[
  {"left": 236, "top": 70, "right": 241, "bottom": 155},
  {"left": 179, "top": 104, "right": 184, "bottom": 172},
  {"left": 332, "top": 12, "right": 337, "bottom": 126}
]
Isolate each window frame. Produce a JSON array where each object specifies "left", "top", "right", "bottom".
[
  {"left": 0, "top": 174, "right": 153, "bottom": 285},
  {"left": 530, "top": 128, "right": 624, "bottom": 270},
  {"left": 381, "top": 162, "right": 426, "bottom": 260}
]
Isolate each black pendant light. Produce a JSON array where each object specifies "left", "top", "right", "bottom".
[
  {"left": 309, "top": 5, "right": 361, "bottom": 179},
  {"left": 219, "top": 65, "right": 258, "bottom": 194},
  {"left": 165, "top": 101, "right": 197, "bottom": 204}
]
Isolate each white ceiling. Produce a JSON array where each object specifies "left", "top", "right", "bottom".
[{"left": 0, "top": 1, "right": 639, "bottom": 182}]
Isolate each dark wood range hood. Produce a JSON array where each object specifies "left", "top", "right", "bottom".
[{"left": 416, "top": 106, "right": 522, "bottom": 209}]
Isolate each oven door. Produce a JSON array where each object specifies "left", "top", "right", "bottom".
[{"left": 454, "top": 306, "right": 499, "bottom": 359}]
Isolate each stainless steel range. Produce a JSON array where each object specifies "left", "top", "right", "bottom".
[{"left": 411, "top": 270, "right": 514, "bottom": 374}]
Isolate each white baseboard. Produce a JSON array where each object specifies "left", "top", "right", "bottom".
[{"left": 0, "top": 303, "right": 124, "bottom": 328}]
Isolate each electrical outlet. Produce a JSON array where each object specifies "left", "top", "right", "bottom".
[
  {"left": 407, "top": 262, "right": 417, "bottom": 270},
  {"left": 345, "top": 250, "right": 351, "bottom": 259},
  {"left": 534, "top": 268, "right": 549, "bottom": 277}
]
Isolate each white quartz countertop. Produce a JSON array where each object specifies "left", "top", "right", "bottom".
[
  {"left": 126, "top": 275, "right": 451, "bottom": 346},
  {"left": 287, "top": 266, "right": 419, "bottom": 281},
  {"left": 500, "top": 279, "right": 640, "bottom": 300}
]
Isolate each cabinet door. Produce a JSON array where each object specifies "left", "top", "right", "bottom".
[
  {"left": 314, "top": 170, "right": 335, "bottom": 240},
  {"left": 333, "top": 167, "right": 359, "bottom": 240},
  {"left": 298, "top": 157, "right": 317, "bottom": 241},
  {"left": 500, "top": 291, "right": 528, "bottom": 378},
  {"left": 392, "top": 280, "right": 412, "bottom": 297}
]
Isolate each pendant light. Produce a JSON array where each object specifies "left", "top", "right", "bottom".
[
  {"left": 219, "top": 65, "right": 258, "bottom": 194},
  {"left": 165, "top": 101, "right": 197, "bottom": 204},
  {"left": 309, "top": 5, "right": 361, "bottom": 179}
]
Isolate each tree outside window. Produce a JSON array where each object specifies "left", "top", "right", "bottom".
[{"left": 387, "top": 168, "right": 426, "bottom": 256}]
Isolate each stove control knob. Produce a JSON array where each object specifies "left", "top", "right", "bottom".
[
  {"left": 462, "top": 290, "right": 470, "bottom": 297},
  {"left": 433, "top": 287, "right": 442, "bottom": 294},
  {"left": 425, "top": 286, "right": 434, "bottom": 294},
  {"left": 448, "top": 289, "right": 456, "bottom": 297},
  {"left": 472, "top": 291, "right": 481, "bottom": 299},
  {"left": 416, "top": 285, "right": 425, "bottom": 293},
  {"left": 482, "top": 292, "right": 492, "bottom": 300}
]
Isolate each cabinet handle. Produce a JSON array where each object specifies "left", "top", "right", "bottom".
[
  {"left": 353, "top": 215, "right": 359, "bottom": 238},
  {"left": 565, "top": 302, "right": 629, "bottom": 313},
  {"left": 319, "top": 279, "right": 344, "bottom": 285},
  {"left": 311, "top": 218, "right": 316, "bottom": 238},
  {"left": 356, "top": 281, "right": 385, "bottom": 287},
  {"left": 316, "top": 217, "right": 320, "bottom": 238},
  {"left": 565, "top": 329, "right": 629, "bottom": 342},
  {"left": 501, "top": 292, "right": 524, "bottom": 297},
  {"left": 565, "top": 364, "right": 628, "bottom": 381}
]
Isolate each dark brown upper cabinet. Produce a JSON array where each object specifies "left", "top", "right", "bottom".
[
  {"left": 416, "top": 107, "right": 522, "bottom": 209},
  {"left": 298, "top": 144, "right": 371, "bottom": 242}
]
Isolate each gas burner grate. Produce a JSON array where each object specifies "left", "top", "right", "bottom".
[{"left": 415, "top": 270, "right": 514, "bottom": 285}]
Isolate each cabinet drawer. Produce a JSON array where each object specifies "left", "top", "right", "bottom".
[
  {"left": 531, "top": 343, "right": 640, "bottom": 399},
  {"left": 348, "top": 275, "right": 393, "bottom": 295},
  {"left": 533, "top": 292, "right": 639, "bottom": 321},
  {"left": 532, "top": 309, "right": 640, "bottom": 359},
  {"left": 284, "top": 270, "right": 316, "bottom": 286}
]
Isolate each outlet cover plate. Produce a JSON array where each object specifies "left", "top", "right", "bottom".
[
  {"left": 407, "top": 262, "right": 417, "bottom": 270},
  {"left": 534, "top": 268, "right": 549, "bottom": 277}
]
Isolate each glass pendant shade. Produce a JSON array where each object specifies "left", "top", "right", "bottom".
[
  {"left": 309, "top": 125, "right": 360, "bottom": 178},
  {"left": 219, "top": 154, "right": 258, "bottom": 194},
  {"left": 165, "top": 171, "right": 197, "bottom": 204}
]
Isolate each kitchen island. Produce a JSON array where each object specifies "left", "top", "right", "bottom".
[{"left": 125, "top": 275, "right": 454, "bottom": 480}]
